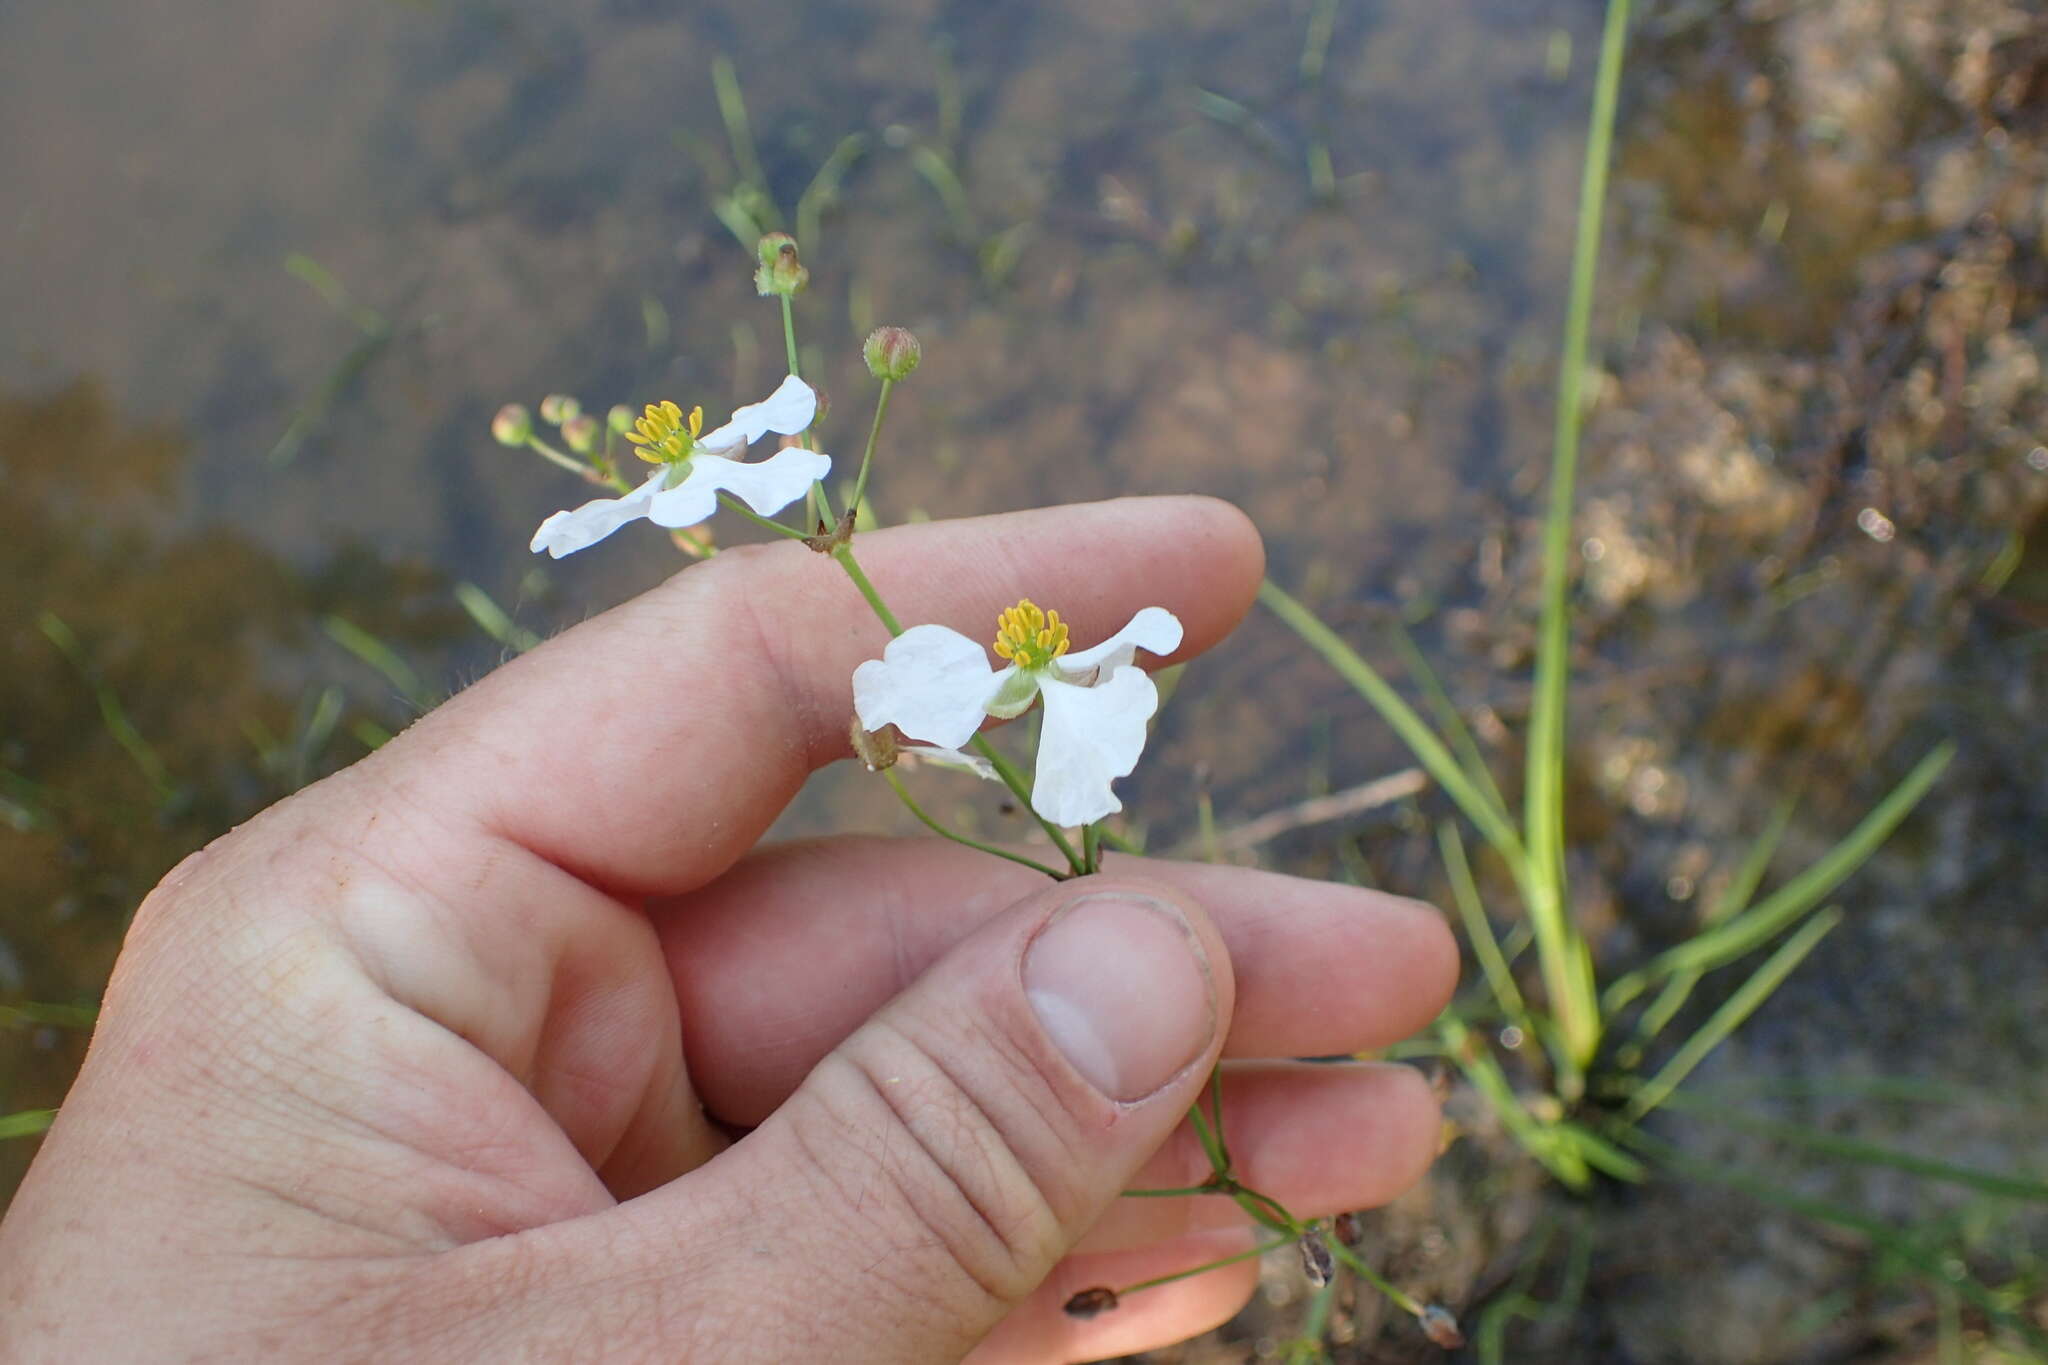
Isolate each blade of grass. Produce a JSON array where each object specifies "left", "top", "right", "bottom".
[
  {"left": 795, "top": 132, "right": 870, "bottom": 251},
  {"left": 711, "top": 55, "right": 776, "bottom": 224},
  {"left": 1652, "top": 1093, "right": 2048, "bottom": 1202},
  {"left": 1259, "top": 580, "right": 1527, "bottom": 876},
  {"left": 38, "top": 611, "right": 176, "bottom": 806},
  {"left": 909, "top": 145, "right": 976, "bottom": 241},
  {"left": 323, "top": 615, "right": 435, "bottom": 712},
  {"left": 1524, "top": 0, "right": 1633, "bottom": 1078},
  {"left": 456, "top": 582, "right": 542, "bottom": 654},
  {"left": 1617, "top": 1127, "right": 2048, "bottom": 1354},
  {"left": 1619, "top": 795, "right": 1797, "bottom": 1059},
  {"left": 1438, "top": 821, "right": 1531, "bottom": 1032},
  {"left": 1605, "top": 743, "right": 1953, "bottom": 1010},
  {"left": 1389, "top": 622, "right": 1512, "bottom": 828},
  {"left": 0, "top": 1110, "right": 55, "bottom": 1140},
  {"left": 1623, "top": 907, "right": 1841, "bottom": 1122}
]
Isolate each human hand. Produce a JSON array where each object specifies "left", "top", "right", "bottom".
[{"left": 0, "top": 497, "right": 1456, "bottom": 1363}]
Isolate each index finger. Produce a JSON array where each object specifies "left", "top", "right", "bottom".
[{"left": 376, "top": 495, "right": 1264, "bottom": 895}]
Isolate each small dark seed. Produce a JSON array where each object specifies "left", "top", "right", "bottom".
[{"left": 1063, "top": 1287, "right": 1120, "bottom": 1319}]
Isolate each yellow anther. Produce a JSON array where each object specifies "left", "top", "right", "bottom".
[
  {"left": 623, "top": 400, "right": 700, "bottom": 463},
  {"left": 991, "top": 599, "right": 1069, "bottom": 669}
]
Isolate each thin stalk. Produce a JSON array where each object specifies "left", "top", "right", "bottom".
[
  {"left": 1388, "top": 622, "right": 1511, "bottom": 827},
  {"left": 1522, "top": 0, "right": 1632, "bottom": 1078},
  {"left": 1082, "top": 823, "right": 1101, "bottom": 874},
  {"left": 1324, "top": 1239, "right": 1428, "bottom": 1318},
  {"left": 523, "top": 434, "right": 597, "bottom": 479},
  {"left": 1115, "top": 1237, "right": 1293, "bottom": 1299},
  {"left": 776, "top": 291, "right": 830, "bottom": 526},
  {"left": 1438, "top": 821, "right": 1532, "bottom": 1034},
  {"left": 883, "top": 770, "right": 1065, "bottom": 879},
  {"left": 717, "top": 493, "right": 808, "bottom": 541},
  {"left": 850, "top": 377, "right": 894, "bottom": 515}
]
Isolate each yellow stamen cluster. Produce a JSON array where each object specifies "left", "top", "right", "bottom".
[
  {"left": 992, "top": 599, "right": 1070, "bottom": 670},
  {"left": 623, "top": 400, "right": 704, "bottom": 463}
]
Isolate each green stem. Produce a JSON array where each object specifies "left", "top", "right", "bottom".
[
  {"left": 1082, "top": 823, "right": 1102, "bottom": 875},
  {"left": 776, "top": 291, "right": 830, "bottom": 527},
  {"left": 525, "top": 435, "right": 595, "bottom": 479},
  {"left": 1115, "top": 1237, "right": 1293, "bottom": 1299},
  {"left": 1324, "top": 1239, "right": 1428, "bottom": 1319},
  {"left": 831, "top": 544, "right": 902, "bottom": 632},
  {"left": 883, "top": 770, "right": 1065, "bottom": 879},
  {"left": 717, "top": 493, "right": 809, "bottom": 540},
  {"left": 1523, "top": 0, "right": 1632, "bottom": 1082},
  {"left": 850, "top": 378, "right": 894, "bottom": 517}
]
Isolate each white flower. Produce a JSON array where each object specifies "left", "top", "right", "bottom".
[
  {"left": 852, "top": 600, "right": 1183, "bottom": 827},
  {"left": 530, "top": 375, "right": 828, "bottom": 558}
]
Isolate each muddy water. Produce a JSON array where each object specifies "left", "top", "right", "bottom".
[{"left": 3, "top": 1, "right": 2044, "bottom": 1359}]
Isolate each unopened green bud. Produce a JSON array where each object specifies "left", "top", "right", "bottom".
[
  {"left": 491, "top": 403, "right": 533, "bottom": 447},
  {"left": 561, "top": 413, "right": 599, "bottom": 454},
  {"left": 608, "top": 403, "right": 636, "bottom": 434},
  {"left": 862, "top": 326, "right": 921, "bottom": 381},
  {"left": 538, "top": 393, "right": 581, "bottom": 426},
  {"left": 753, "top": 233, "right": 809, "bottom": 296}
]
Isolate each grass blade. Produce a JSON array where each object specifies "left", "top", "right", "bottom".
[
  {"left": 1653, "top": 1093, "right": 2048, "bottom": 1203},
  {"left": 1259, "top": 580, "right": 1527, "bottom": 875},
  {"left": 711, "top": 55, "right": 776, "bottom": 224},
  {"left": 1605, "top": 743, "right": 1953, "bottom": 1009},
  {"left": 455, "top": 582, "right": 542, "bottom": 654},
  {"left": 38, "top": 611, "right": 177, "bottom": 806},
  {"left": 323, "top": 615, "right": 434, "bottom": 712},
  {"left": 1388, "top": 622, "right": 1511, "bottom": 827},
  {"left": 1438, "top": 821, "right": 1530, "bottom": 1032},
  {"left": 1624, "top": 907, "right": 1841, "bottom": 1122},
  {"left": 1524, "top": 0, "right": 1633, "bottom": 1079},
  {"left": 0, "top": 1110, "right": 55, "bottom": 1140}
]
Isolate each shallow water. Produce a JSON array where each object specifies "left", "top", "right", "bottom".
[{"left": 4, "top": 1, "right": 2045, "bottom": 1356}]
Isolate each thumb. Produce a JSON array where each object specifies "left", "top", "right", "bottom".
[{"left": 479, "top": 877, "right": 1232, "bottom": 1363}]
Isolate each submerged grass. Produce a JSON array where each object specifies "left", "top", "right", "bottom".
[{"left": 1257, "top": 0, "right": 2035, "bottom": 1351}]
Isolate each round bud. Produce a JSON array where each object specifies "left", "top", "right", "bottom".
[
  {"left": 561, "top": 413, "right": 600, "bottom": 454},
  {"left": 862, "top": 326, "right": 922, "bottom": 381},
  {"left": 607, "top": 404, "right": 637, "bottom": 434},
  {"left": 491, "top": 403, "right": 533, "bottom": 447},
  {"left": 538, "top": 393, "right": 581, "bottom": 426}
]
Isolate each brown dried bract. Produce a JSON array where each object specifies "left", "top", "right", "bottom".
[
  {"left": 849, "top": 718, "right": 899, "bottom": 771},
  {"left": 804, "top": 508, "right": 856, "bottom": 553},
  {"left": 1062, "top": 1287, "right": 1120, "bottom": 1319}
]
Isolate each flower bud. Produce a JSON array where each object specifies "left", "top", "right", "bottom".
[
  {"left": 491, "top": 403, "right": 533, "bottom": 447},
  {"left": 538, "top": 394, "right": 581, "bottom": 426},
  {"left": 561, "top": 413, "right": 599, "bottom": 454},
  {"left": 862, "top": 326, "right": 921, "bottom": 381},
  {"left": 753, "top": 232, "right": 810, "bottom": 296},
  {"left": 608, "top": 403, "right": 637, "bottom": 434}
]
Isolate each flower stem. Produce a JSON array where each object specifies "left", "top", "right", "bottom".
[
  {"left": 776, "top": 292, "right": 831, "bottom": 528},
  {"left": 1112, "top": 1237, "right": 1293, "bottom": 1299},
  {"left": 850, "top": 378, "right": 894, "bottom": 518},
  {"left": 1325, "top": 1239, "right": 1429, "bottom": 1319},
  {"left": 883, "top": 770, "right": 1066, "bottom": 879},
  {"left": 718, "top": 493, "right": 810, "bottom": 541},
  {"left": 524, "top": 435, "right": 598, "bottom": 480},
  {"left": 830, "top": 544, "right": 902, "bottom": 633},
  {"left": 1081, "top": 823, "right": 1102, "bottom": 875}
]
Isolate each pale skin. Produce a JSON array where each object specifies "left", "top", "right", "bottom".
[{"left": 0, "top": 496, "right": 1457, "bottom": 1363}]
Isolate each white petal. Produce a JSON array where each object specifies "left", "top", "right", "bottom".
[
  {"left": 897, "top": 744, "right": 998, "bottom": 780},
  {"left": 1056, "top": 606, "right": 1184, "bottom": 679},
  {"left": 528, "top": 472, "right": 664, "bottom": 558},
  {"left": 1030, "top": 667, "right": 1160, "bottom": 827},
  {"left": 687, "top": 446, "right": 831, "bottom": 518},
  {"left": 640, "top": 461, "right": 723, "bottom": 530},
  {"left": 853, "top": 625, "right": 1011, "bottom": 749},
  {"left": 699, "top": 374, "right": 817, "bottom": 451}
]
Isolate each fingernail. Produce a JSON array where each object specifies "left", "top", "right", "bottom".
[{"left": 1023, "top": 892, "right": 1216, "bottom": 1102}]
